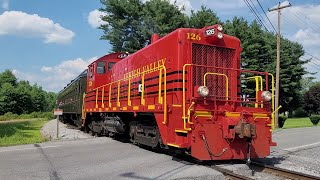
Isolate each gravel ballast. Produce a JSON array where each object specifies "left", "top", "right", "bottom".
[{"left": 41, "top": 119, "right": 92, "bottom": 140}]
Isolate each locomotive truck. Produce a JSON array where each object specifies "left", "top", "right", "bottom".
[{"left": 57, "top": 24, "right": 277, "bottom": 161}]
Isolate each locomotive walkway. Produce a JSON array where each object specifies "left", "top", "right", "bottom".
[{"left": 0, "top": 126, "right": 319, "bottom": 179}]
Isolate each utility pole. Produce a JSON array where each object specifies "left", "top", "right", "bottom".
[{"left": 268, "top": 2, "right": 291, "bottom": 128}]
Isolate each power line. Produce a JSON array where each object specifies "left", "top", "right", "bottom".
[
  {"left": 248, "top": 0, "right": 271, "bottom": 30},
  {"left": 243, "top": 0, "right": 269, "bottom": 30},
  {"left": 266, "top": 1, "right": 320, "bottom": 65},
  {"left": 256, "top": 0, "right": 276, "bottom": 32},
  {"left": 245, "top": 0, "right": 320, "bottom": 72}
]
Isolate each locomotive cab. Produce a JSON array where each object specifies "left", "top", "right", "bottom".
[{"left": 87, "top": 53, "right": 128, "bottom": 92}]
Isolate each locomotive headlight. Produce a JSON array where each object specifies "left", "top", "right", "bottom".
[
  {"left": 261, "top": 91, "right": 272, "bottom": 102},
  {"left": 217, "top": 24, "right": 223, "bottom": 32},
  {"left": 217, "top": 32, "right": 224, "bottom": 39},
  {"left": 198, "top": 86, "right": 209, "bottom": 97}
]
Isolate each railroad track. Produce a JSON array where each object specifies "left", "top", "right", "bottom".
[
  {"left": 207, "top": 160, "right": 320, "bottom": 180},
  {"left": 249, "top": 161, "right": 320, "bottom": 180}
]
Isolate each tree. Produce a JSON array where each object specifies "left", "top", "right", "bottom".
[
  {"left": 99, "top": 0, "right": 188, "bottom": 53},
  {"left": 45, "top": 92, "right": 57, "bottom": 112},
  {"left": 303, "top": 82, "right": 320, "bottom": 115},
  {"left": 15, "top": 81, "right": 33, "bottom": 114},
  {"left": 142, "top": 0, "right": 188, "bottom": 42},
  {"left": 0, "top": 69, "right": 17, "bottom": 87},
  {"left": 189, "top": 5, "right": 221, "bottom": 29},
  {"left": 100, "top": 0, "right": 146, "bottom": 53},
  {"left": 0, "top": 70, "right": 56, "bottom": 115},
  {"left": 0, "top": 83, "right": 17, "bottom": 114},
  {"left": 30, "top": 84, "right": 46, "bottom": 112}
]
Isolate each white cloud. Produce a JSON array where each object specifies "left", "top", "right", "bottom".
[
  {"left": 293, "top": 29, "right": 320, "bottom": 48},
  {"left": 2, "top": 0, "right": 9, "bottom": 10},
  {"left": 13, "top": 57, "right": 97, "bottom": 92},
  {"left": 88, "top": 9, "right": 107, "bottom": 28},
  {"left": 40, "top": 57, "right": 97, "bottom": 91},
  {"left": 0, "top": 11, "right": 75, "bottom": 44}
]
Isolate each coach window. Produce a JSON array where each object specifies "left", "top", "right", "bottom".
[
  {"left": 97, "top": 61, "right": 106, "bottom": 74},
  {"left": 108, "top": 62, "right": 116, "bottom": 71}
]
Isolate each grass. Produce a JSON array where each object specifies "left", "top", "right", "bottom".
[
  {"left": 0, "top": 119, "right": 49, "bottom": 147},
  {"left": 282, "top": 117, "right": 320, "bottom": 129}
]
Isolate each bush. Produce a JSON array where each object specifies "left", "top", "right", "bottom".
[
  {"left": 41, "top": 112, "right": 55, "bottom": 120},
  {"left": 0, "top": 111, "right": 54, "bottom": 121},
  {"left": 278, "top": 116, "right": 287, "bottom": 128},
  {"left": 309, "top": 115, "right": 320, "bottom": 125},
  {"left": 293, "top": 108, "right": 309, "bottom": 118},
  {"left": 0, "top": 112, "right": 19, "bottom": 121}
]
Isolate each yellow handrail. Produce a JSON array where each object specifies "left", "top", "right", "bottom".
[
  {"left": 161, "top": 66, "right": 167, "bottom": 124},
  {"left": 109, "top": 84, "right": 112, "bottom": 108},
  {"left": 95, "top": 88, "right": 98, "bottom": 108},
  {"left": 270, "top": 73, "right": 275, "bottom": 129},
  {"left": 128, "top": 77, "right": 131, "bottom": 106},
  {"left": 117, "top": 81, "right": 121, "bottom": 107},
  {"left": 182, "top": 64, "right": 192, "bottom": 130},
  {"left": 187, "top": 102, "right": 195, "bottom": 125},
  {"left": 102, "top": 87, "right": 105, "bottom": 108},
  {"left": 86, "top": 64, "right": 167, "bottom": 125},
  {"left": 82, "top": 93, "right": 86, "bottom": 119},
  {"left": 158, "top": 68, "right": 163, "bottom": 104},
  {"left": 203, "top": 72, "right": 229, "bottom": 100},
  {"left": 242, "top": 76, "right": 263, "bottom": 108},
  {"left": 141, "top": 72, "right": 145, "bottom": 105}
]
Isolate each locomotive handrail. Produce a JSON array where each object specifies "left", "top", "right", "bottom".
[
  {"left": 269, "top": 73, "right": 275, "bottom": 130},
  {"left": 203, "top": 72, "right": 229, "bottom": 100},
  {"left": 89, "top": 65, "right": 167, "bottom": 125},
  {"left": 241, "top": 76, "right": 263, "bottom": 108},
  {"left": 102, "top": 86, "right": 105, "bottom": 108},
  {"left": 182, "top": 63, "right": 276, "bottom": 131}
]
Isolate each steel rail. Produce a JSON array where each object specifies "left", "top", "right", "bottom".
[
  {"left": 208, "top": 165, "right": 253, "bottom": 180},
  {"left": 250, "top": 161, "right": 320, "bottom": 180}
]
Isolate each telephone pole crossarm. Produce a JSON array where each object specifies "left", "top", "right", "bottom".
[{"left": 268, "top": 3, "right": 292, "bottom": 12}]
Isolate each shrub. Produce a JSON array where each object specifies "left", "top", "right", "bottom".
[
  {"left": 41, "top": 112, "right": 55, "bottom": 120},
  {"left": 309, "top": 115, "right": 320, "bottom": 125},
  {"left": 18, "top": 113, "right": 32, "bottom": 119},
  {"left": 0, "top": 112, "right": 54, "bottom": 121},
  {"left": 278, "top": 116, "right": 287, "bottom": 128},
  {"left": 293, "top": 108, "right": 309, "bottom": 118}
]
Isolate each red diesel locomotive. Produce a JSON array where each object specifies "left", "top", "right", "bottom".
[{"left": 58, "top": 24, "right": 276, "bottom": 161}]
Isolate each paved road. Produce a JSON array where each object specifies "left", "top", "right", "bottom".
[
  {"left": 0, "top": 126, "right": 319, "bottom": 180},
  {"left": 272, "top": 126, "right": 320, "bottom": 153},
  {"left": 0, "top": 138, "right": 223, "bottom": 180},
  {"left": 265, "top": 126, "right": 320, "bottom": 177}
]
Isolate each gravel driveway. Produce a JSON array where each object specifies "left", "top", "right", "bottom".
[{"left": 41, "top": 119, "right": 92, "bottom": 140}]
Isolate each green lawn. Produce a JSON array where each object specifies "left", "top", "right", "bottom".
[
  {"left": 0, "top": 119, "right": 49, "bottom": 147},
  {"left": 282, "top": 117, "right": 319, "bottom": 129}
]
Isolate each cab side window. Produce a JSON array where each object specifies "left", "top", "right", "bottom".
[
  {"left": 97, "top": 61, "right": 106, "bottom": 74},
  {"left": 108, "top": 62, "right": 116, "bottom": 71}
]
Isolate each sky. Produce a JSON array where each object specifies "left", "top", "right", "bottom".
[{"left": 0, "top": 0, "right": 319, "bottom": 92}]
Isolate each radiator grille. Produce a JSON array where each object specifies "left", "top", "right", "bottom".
[{"left": 192, "top": 44, "right": 236, "bottom": 99}]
